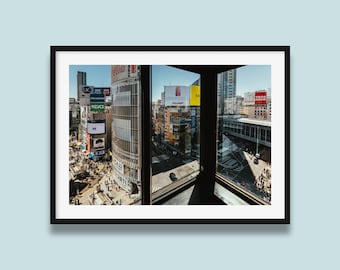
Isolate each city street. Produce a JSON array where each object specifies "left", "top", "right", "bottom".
[{"left": 217, "top": 135, "right": 271, "bottom": 202}]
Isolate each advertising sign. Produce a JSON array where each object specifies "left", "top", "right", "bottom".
[
  {"left": 92, "top": 87, "right": 111, "bottom": 96},
  {"left": 93, "top": 138, "right": 105, "bottom": 148},
  {"left": 87, "top": 121, "right": 106, "bottom": 134},
  {"left": 102, "top": 88, "right": 111, "bottom": 96},
  {"left": 164, "top": 86, "right": 189, "bottom": 106},
  {"left": 111, "top": 65, "right": 138, "bottom": 83},
  {"left": 90, "top": 103, "right": 105, "bottom": 112},
  {"left": 90, "top": 93, "right": 105, "bottom": 112},
  {"left": 255, "top": 91, "right": 267, "bottom": 105},
  {"left": 243, "top": 92, "right": 255, "bottom": 106},
  {"left": 190, "top": 85, "right": 200, "bottom": 106},
  {"left": 82, "top": 86, "right": 94, "bottom": 95},
  {"left": 90, "top": 94, "right": 105, "bottom": 102},
  {"left": 79, "top": 86, "right": 94, "bottom": 106},
  {"left": 111, "top": 65, "right": 128, "bottom": 83}
]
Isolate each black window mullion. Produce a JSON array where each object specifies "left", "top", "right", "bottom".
[
  {"left": 198, "top": 70, "right": 217, "bottom": 203},
  {"left": 141, "top": 66, "right": 151, "bottom": 204}
]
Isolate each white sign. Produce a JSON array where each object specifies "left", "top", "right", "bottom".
[
  {"left": 164, "top": 86, "right": 189, "bottom": 106},
  {"left": 87, "top": 122, "right": 105, "bottom": 134},
  {"left": 93, "top": 138, "right": 105, "bottom": 148}
]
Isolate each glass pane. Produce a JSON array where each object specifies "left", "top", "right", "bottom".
[
  {"left": 69, "top": 65, "right": 141, "bottom": 205},
  {"left": 151, "top": 66, "right": 200, "bottom": 202},
  {"left": 215, "top": 66, "right": 272, "bottom": 203}
]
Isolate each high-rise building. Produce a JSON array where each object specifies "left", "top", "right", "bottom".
[
  {"left": 111, "top": 65, "right": 141, "bottom": 197},
  {"left": 224, "top": 96, "right": 243, "bottom": 115},
  {"left": 77, "top": 71, "right": 87, "bottom": 101},
  {"left": 217, "top": 69, "right": 237, "bottom": 115}
]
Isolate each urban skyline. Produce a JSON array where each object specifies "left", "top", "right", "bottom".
[{"left": 69, "top": 65, "right": 271, "bottom": 100}]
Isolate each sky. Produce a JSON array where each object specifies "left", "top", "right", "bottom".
[
  {"left": 69, "top": 65, "right": 271, "bottom": 100},
  {"left": 69, "top": 65, "right": 111, "bottom": 98}
]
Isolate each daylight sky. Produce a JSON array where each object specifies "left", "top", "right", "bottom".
[{"left": 69, "top": 65, "right": 271, "bottom": 100}]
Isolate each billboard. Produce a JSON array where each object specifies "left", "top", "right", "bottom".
[
  {"left": 111, "top": 65, "right": 137, "bottom": 83},
  {"left": 90, "top": 93, "right": 105, "bottom": 112},
  {"left": 255, "top": 91, "right": 267, "bottom": 105},
  {"left": 90, "top": 103, "right": 105, "bottom": 112},
  {"left": 190, "top": 85, "right": 200, "bottom": 106},
  {"left": 93, "top": 87, "right": 111, "bottom": 96},
  {"left": 79, "top": 86, "right": 94, "bottom": 106},
  {"left": 90, "top": 93, "right": 105, "bottom": 102},
  {"left": 93, "top": 138, "right": 105, "bottom": 148},
  {"left": 87, "top": 121, "right": 106, "bottom": 134},
  {"left": 164, "top": 86, "right": 189, "bottom": 106}
]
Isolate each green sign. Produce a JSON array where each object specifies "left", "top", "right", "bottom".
[{"left": 90, "top": 103, "right": 105, "bottom": 112}]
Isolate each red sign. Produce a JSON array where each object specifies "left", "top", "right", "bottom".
[
  {"left": 175, "top": 86, "right": 181, "bottom": 96},
  {"left": 255, "top": 91, "right": 267, "bottom": 105},
  {"left": 103, "top": 88, "right": 110, "bottom": 96}
]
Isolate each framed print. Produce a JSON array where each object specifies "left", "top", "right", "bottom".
[{"left": 51, "top": 46, "right": 290, "bottom": 224}]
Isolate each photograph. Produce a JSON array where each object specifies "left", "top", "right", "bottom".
[{"left": 51, "top": 46, "right": 289, "bottom": 223}]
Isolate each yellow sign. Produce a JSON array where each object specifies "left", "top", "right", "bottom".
[{"left": 190, "top": 86, "right": 200, "bottom": 106}]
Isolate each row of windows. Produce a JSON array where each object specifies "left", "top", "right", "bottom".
[{"left": 224, "top": 122, "right": 271, "bottom": 143}]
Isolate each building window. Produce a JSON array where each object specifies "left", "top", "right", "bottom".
[
  {"left": 151, "top": 66, "right": 200, "bottom": 202},
  {"left": 215, "top": 66, "right": 272, "bottom": 204},
  {"left": 69, "top": 64, "right": 271, "bottom": 206}
]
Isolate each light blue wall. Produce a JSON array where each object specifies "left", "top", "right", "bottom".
[{"left": 1, "top": 0, "right": 339, "bottom": 269}]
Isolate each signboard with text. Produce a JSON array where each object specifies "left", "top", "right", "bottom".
[
  {"left": 190, "top": 85, "right": 200, "bottom": 106},
  {"left": 90, "top": 93, "right": 105, "bottom": 112},
  {"left": 111, "top": 65, "right": 137, "bottom": 83},
  {"left": 255, "top": 91, "right": 267, "bottom": 105},
  {"left": 90, "top": 103, "right": 105, "bottom": 112},
  {"left": 93, "top": 138, "right": 105, "bottom": 148},
  {"left": 87, "top": 121, "right": 106, "bottom": 134},
  {"left": 164, "top": 86, "right": 189, "bottom": 106}
]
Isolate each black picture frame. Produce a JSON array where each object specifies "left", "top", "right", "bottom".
[{"left": 51, "top": 46, "right": 290, "bottom": 224}]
